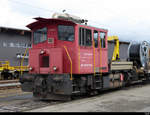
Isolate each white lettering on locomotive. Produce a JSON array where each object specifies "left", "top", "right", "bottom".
[
  {"left": 83, "top": 53, "right": 93, "bottom": 56},
  {"left": 81, "top": 64, "right": 93, "bottom": 67}
]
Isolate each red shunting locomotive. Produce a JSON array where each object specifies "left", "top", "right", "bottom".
[{"left": 20, "top": 13, "right": 150, "bottom": 100}]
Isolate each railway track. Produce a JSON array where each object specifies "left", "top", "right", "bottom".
[
  {"left": 0, "top": 80, "right": 64, "bottom": 112},
  {"left": 0, "top": 80, "right": 20, "bottom": 90},
  {"left": 0, "top": 93, "right": 64, "bottom": 112},
  {"left": 0, "top": 80, "right": 19, "bottom": 84},
  {"left": 0, "top": 79, "right": 149, "bottom": 112},
  {"left": 0, "top": 101, "right": 62, "bottom": 112}
]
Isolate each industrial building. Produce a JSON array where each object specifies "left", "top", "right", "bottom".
[{"left": 0, "top": 26, "right": 31, "bottom": 67}]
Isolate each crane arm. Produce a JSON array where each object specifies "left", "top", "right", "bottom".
[{"left": 107, "top": 36, "right": 120, "bottom": 61}]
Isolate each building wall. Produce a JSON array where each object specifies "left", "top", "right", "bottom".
[{"left": 0, "top": 29, "right": 31, "bottom": 66}]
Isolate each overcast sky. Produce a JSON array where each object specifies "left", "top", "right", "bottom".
[{"left": 0, "top": 0, "right": 150, "bottom": 42}]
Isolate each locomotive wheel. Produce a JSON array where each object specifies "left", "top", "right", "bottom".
[{"left": 33, "top": 77, "right": 48, "bottom": 98}]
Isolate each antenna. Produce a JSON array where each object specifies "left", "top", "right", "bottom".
[{"left": 62, "top": 10, "right": 66, "bottom": 13}]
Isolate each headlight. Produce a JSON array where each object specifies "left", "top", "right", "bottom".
[
  {"left": 53, "top": 66, "right": 57, "bottom": 71},
  {"left": 40, "top": 50, "right": 45, "bottom": 54},
  {"left": 29, "top": 67, "right": 33, "bottom": 71}
]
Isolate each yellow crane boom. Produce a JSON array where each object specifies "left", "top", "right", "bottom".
[{"left": 107, "top": 36, "right": 120, "bottom": 61}]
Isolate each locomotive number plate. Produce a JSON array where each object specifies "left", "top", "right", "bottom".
[{"left": 48, "top": 38, "right": 54, "bottom": 44}]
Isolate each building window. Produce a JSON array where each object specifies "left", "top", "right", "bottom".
[
  {"left": 79, "top": 27, "right": 92, "bottom": 47},
  {"left": 2, "top": 42, "right": 31, "bottom": 48},
  {"left": 16, "top": 43, "right": 20, "bottom": 48},
  {"left": 19, "top": 43, "right": 25, "bottom": 48},
  {"left": 100, "top": 32, "right": 106, "bottom": 48},
  {"left": 28, "top": 44, "right": 32, "bottom": 48},
  {"left": 3, "top": 42, "right": 7, "bottom": 47},
  {"left": 16, "top": 53, "right": 29, "bottom": 59},
  {"left": 94, "top": 30, "right": 98, "bottom": 48},
  {"left": 58, "top": 25, "right": 74, "bottom": 41},
  {"left": 9, "top": 42, "right": 15, "bottom": 47}
]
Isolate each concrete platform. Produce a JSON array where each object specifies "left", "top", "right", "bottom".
[{"left": 28, "top": 84, "right": 150, "bottom": 112}]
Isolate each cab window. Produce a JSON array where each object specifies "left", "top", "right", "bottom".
[
  {"left": 79, "top": 27, "right": 92, "bottom": 46},
  {"left": 94, "top": 30, "right": 98, "bottom": 48},
  {"left": 100, "top": 32, "right": 106, "bottom": 48},
  {"left": 33, "top": 27, "right": 47, "bottom": 44},
  {"left": 58, "top": 25, "right": 74, "bottom": 41}
]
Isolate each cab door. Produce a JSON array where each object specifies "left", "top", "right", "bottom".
[
  {"left": 78, "top": 27, "right": 93, "bottom": 74},
  {"left": 99, "top": 31, "right": 108, "bottom": 73},
  {"left": 93, "top": 30, "right": 108, "bottom": 73},
  {"left": 93, "top": 30, "right": 100, "bottom": 73}
]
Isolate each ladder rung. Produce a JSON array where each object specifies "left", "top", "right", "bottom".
[
  {"left": 72, "top": 91, "right": 80, "bottom": 94},
  {"left": 95, "top": 74, "right": 100, "bottom": 75},
  {"left": 95, "top": 74, "right": 102, "bottom": 76},
  {"left": 72, "top": 84, "right": 77, "bottom": 87},
  {"left": 95, "top": 80, "right": 101, "bottom": 83},
  {"left": 96, "top": 87, "right": 101, "bottom": 89}
]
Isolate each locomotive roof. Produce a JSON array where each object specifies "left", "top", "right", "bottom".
[
  {"left": 0, "top": 26, "right": 30, "bottom": 32},
  {"left": 26, "top": 17, "right": 76, "bottom": 30},
  {"left": 82, "top": 24, "right": 108, "bottom": 32},
  {"left": 27, "top": 17, "right": 108, "bottom": 31}
]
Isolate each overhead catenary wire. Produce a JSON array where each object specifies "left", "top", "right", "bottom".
[
  {"left": 7, "top": 0, "right": 56, "bottom": 13},
  {"left": 7, "top": 0, "right": 107, "bottom": 28}
]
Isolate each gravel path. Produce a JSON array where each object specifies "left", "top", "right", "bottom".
[{"left": 0, "top": 88, "right": 61, "bottom": 112}]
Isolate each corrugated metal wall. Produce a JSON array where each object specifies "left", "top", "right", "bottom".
[{"left": 0, "top": 29, "right": 31, "bottom": 66}]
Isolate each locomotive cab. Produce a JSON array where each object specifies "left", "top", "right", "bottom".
[
  {"left": 27, "top": 17, "right": 108, "bottom": 75},
  {"left": 27, "top": 18, "right": 76, "bottom": 75}
]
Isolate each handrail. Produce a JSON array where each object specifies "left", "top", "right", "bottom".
[
  {"left": 93, "top": 40, "right": 96, "bottom": 76},
  {"left": 20, "top": 48, "right": 29, "bottom": 75},
  {"left": 78, "top": 47, "right": 80, "bottom": 73},
  {"left": 99, "top": 38, "right": 102, "bottom": 76},
  {"left": 63, "top": 46, "right": 73, "bottom": 80}
]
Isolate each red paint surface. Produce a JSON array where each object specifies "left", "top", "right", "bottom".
[{"left": 27, "top": 18, "right": 108, "bottom": 74}]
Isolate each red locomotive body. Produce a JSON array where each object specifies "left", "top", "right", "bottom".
[
  {"left": 20, "top": 13, "right": 150, "bottom": 100},
  {"left": 27, "top": 18, "right": 108, "bottom": 75}
]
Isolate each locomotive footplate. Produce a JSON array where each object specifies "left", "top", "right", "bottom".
[
  {"left": 110, "top": 61, "right": 133, "bottom": 71},
  {"left": 20, "top": 73, "right": 73, "bottom": 100},
  {"left": 19, "top": 73, "right": 34, "bottom": 92}
]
